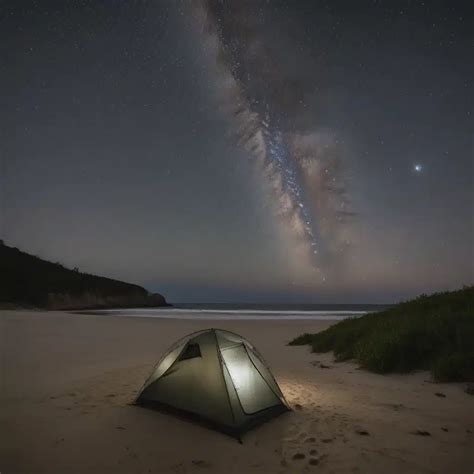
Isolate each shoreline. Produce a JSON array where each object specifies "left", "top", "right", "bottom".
[{"left": 72, "top": 307, "right": 368, "bottom": 321}]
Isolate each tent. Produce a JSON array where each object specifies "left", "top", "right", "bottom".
[{"left": 135, "top": 328, "right": 290, "bottom": 439}]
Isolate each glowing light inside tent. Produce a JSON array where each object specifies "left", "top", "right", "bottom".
[
  {"left": 225, "top": 356, "right": 252, "bottom": 391},
  {"left": 221, "top": 345, "right": 283, "bottom": 413}
]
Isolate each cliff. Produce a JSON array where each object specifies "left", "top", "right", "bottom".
[{"left": 0, "top": 241, "right": 168, "bottom": 310}]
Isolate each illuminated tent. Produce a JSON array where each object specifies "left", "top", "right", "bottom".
[{"left": 135, "top": 329, "right": 290, "bottom": 439}]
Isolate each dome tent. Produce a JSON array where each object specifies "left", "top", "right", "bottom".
[{"left": 135, "top": 329, "right": 290, "bottom": 440}]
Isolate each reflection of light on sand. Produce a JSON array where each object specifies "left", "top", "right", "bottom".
[
  {"left": 277, "top": 378, "right": 345, "bottom": 453},
  {"left": 276, "top": 378, "right": 327, "bottom": 457},
  {"left": 279, "top": 378, "right": 324, "bottom": 408}
]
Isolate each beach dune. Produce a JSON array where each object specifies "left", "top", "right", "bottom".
[{"left": 1, "top": 310, "right": 473, "bottom": 473}]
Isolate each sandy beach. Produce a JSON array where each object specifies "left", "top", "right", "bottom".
[{"left": 1, "top": 310, "right": 473, "bottom": 473}]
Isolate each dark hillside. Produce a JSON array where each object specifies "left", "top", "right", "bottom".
[{"left": 0, "top": 242, "right": 167, "bottom": 309}]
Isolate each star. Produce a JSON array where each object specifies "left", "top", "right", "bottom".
[{"left": 414, "top": 164, "right": 423, "bottom": 173}]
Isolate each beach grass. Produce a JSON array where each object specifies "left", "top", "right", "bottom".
[{"left": 289, "top": 286, "right": 474, "bottom": 382}]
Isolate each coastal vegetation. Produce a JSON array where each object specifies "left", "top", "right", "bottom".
[
  {"left": 0, "top": 241, "right": 167, "bottom": 309},
  {"left": 290, "top": 287, "right": 474, "bottom": 382}
]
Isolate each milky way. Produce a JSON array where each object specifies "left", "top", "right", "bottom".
[
  {"left": 192, "top": 0, "right": 353, "bottom": 278},
  {"left": 3, "top": 0, "right": 471, "bottom": 302}
]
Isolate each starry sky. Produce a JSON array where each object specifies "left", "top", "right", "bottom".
[{"left": 1, "top": 0, "right": 472, "bottom": 303}]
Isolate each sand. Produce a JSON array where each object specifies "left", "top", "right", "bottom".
[{"left": 1, "top": 310, "right": 473, "bottom": 473}]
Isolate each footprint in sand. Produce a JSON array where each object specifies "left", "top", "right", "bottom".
[
  {"left": 410, "top": 430, "right": 431, "bottom": 436},
  {"left": 293, "top": 448, "right": 322, "bottom": 467},
  {"left": 292, "top": 453, "right": 306, "bottom": 460}
]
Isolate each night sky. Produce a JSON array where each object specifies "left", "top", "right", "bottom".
[{"left": 1, "top": 1, "right": 472, "bottom": 303}]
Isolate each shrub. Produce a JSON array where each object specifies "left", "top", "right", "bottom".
[{"left": 289, "top": 287, "right": 474, "bottom": 382}]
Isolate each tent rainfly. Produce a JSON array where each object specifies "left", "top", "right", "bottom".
[{"left": 135, "top": 329, "right": 290, "bottom": 440}]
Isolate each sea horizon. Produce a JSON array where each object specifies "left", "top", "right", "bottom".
[{"left": 171, "top": 302, "right": 392, "bottom": 311}]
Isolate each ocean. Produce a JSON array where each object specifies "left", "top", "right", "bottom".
[{"left": 81, "top": 303, "right": 391, "bottom": 321}]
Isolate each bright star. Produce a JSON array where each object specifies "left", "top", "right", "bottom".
[{"left": 414, "top": 164, "right": 422, "bottom": 172}]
